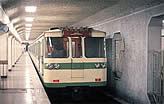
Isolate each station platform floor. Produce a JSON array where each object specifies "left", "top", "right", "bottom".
[{"left": 0, "top": 52, "right": 50, "bottom": 104}]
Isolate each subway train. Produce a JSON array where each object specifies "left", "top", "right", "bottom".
[{"left": 28, "top": 27, "right": 107, "bottom": 97}]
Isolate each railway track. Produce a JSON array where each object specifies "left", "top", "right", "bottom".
[{"left": 46, "top": 88, "right": 121, "bottom": 104}]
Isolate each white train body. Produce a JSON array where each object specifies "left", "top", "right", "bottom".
[{"left": 29, "top": 28, "right": 107, "bottom": 88}]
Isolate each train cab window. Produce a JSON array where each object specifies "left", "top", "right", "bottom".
[
  {"left": 71, "top": 37, "right": 82, "bottom": 58},
  {"left": 45, "top": 37, "right": 69, "bottom": 58},
  {"left": 85, "top": 37, "right": 105, "bottom": 58}
]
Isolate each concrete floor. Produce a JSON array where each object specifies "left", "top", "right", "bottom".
[{"left": 0, "top": 52, "right": 50, "bottom": 104}]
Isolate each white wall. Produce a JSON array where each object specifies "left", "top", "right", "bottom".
[{"left": 73, "top": 2, "right": 164, "bottom": 104}]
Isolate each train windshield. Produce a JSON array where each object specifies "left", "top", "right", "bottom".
[
  {"left": 85, "top": 37, "right": 105, "bottom": 58},
  {"left": 45, "top": 37, "right": 69, "bottom": 58}
]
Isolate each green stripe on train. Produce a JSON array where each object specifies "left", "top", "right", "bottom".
[
  {"left": 44, "top": 81, "right": 107, "bottom": 88},
  {"left": 44, "top": 62, "right": 106, "bottom": 69},
  {"left": 72, "top": 63, "right": 84, "bottom": 69}
]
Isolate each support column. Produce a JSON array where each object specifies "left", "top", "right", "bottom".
[
  {"left": 0, "top": 33, "right": 8, "bottom": 78},
  {"left": 8, "top": 35, "right": 13, "bottom": 71},
  {"left": 12, "top": 38, "right": 15, "bottom": 67}
]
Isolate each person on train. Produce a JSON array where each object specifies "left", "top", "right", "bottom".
[{"left": 51, "top": 38, "right": 66, "bottom": 58}]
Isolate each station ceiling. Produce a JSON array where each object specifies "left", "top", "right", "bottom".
[{"left": 0, "top": 0, "right": 163, "bottom": 41}]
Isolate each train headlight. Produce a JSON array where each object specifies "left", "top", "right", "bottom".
[
  {"left": 54, "top": 63, "right": 60, "bottom": 69},
  {"left": 101, "top": 63, "right": 106, "bottom": 68},
  {"left": 95, "top": 63, "right": 100, "bottom": 68},
  {"left": 46, "top": 63, "right": 54, "bottom": 69}
]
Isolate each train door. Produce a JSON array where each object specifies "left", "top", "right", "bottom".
[{"left": 71, "top": 37, "right": 84, "bottom": 78}]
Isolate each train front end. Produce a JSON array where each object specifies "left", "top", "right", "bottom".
[{"left": 43, "top": 28, "right": 107, "bottom": 89}]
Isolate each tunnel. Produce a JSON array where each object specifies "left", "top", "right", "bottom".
[{"left": 0, "top": 0, "right": 163, "bottom": 104}]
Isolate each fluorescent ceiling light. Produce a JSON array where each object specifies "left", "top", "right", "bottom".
[
  {"left": 25, "top": 17, "right": 34, "bottom": 22},
  {"left": 163, "top": 20, "right": 164, "bottom": 24},
  {"left": 26, "top": 31, "right": 31, "bottom": 33},
  {"left": 25, "top": 6, "right": 37, "bottom": 13},
  {"left": 26, "top": 28, "right": 31, "bottom": 31},
  {"left": 162, "top": 29, "right": 164, "bottom": 36},
  {"left": 26, "top": 31, "right": 31, "bottom": 34},
  {"left": 26, "top": 32, "right": 30, "bottom": 40},
  {"left": 25, "top": 24, "right": 32, "bottom": 27}
]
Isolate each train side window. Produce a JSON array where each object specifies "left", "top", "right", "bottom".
[{"left": 71, "top": 37, "right": 82, "bottom": 58}]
